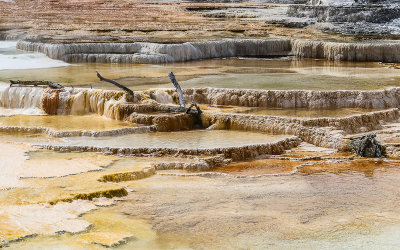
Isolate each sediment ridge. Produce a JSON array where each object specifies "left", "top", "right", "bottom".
[
  {"left": 291, "top": 39, "right": 400, "bottom": 62},
  {"left": 39, "top": 137, "right": 301, "bottom": 161},
  {"left": 3, "top": 85, "right": 400, "bottom": 150},
  {"left": 152, "top": 155, "right": 227, "bottom": 171},
  {"left": 0, "top": 125, "right": 155, "bottom": 137},
  {"left": 16, "top": 39, "right": 291, "bottom": 64},
  {"left": 6, "top": 85, "right": 400, "bottom": 115},
  {"left": 201, "top": 109, "right": 400, "bottom": 149},
  {"left": 16, "top": 39, "right": 400, "bottom": 63},
  {"left": 184, "top": 87, "right": 400, "bottom": 109}
]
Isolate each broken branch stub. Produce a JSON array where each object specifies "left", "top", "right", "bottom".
[
  {"left": 9, "top": 80, "right": 64, "bottom": 89},
  {"left": 186, "top": 103, "right": 202, "bottom": 115},
  {"left": 168, "top": 72, "right": 186, "bottom": 109},
  {"left": 96, "top": 72, "right": 134, "bottom": 96}
]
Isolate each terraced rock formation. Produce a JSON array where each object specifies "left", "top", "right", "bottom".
[
  {"left": 17, "top": 39, "right": 400, "bottom": 63},
  {"left": 3, "top": 84, "right": 400, "bottom": 150},
  {"left": 3, "top": 1, "right": 400, "bottom": 248}
]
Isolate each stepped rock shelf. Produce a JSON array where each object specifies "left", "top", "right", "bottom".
[
  {"left": 1, "top": 82, "right": 400, "bottom": 151},
  {"left": 3, "top": 0, "right": 400, "bottom": 248},
  {"left": 3, "top": 75, "right": 400, "bottom": 247},
  {"left": 17, "top": 39, "right": 400, "bottom": 63}
]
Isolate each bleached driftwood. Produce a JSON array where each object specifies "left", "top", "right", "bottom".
[
  {"left": 96, "top": 71, "right": 134, "bottom": 96},
  {"left": 9, "top": 80, "right": 64, "bottom": 89},
  {"left": 168, "top": 72, "right": 186, "bottom": 109},
  {"left": 168, "top": 72, "right": 202, "bottom": 115}
]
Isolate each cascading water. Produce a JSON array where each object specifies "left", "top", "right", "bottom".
[
  {"left": 0, "top": 83, "right": 45, "bottom": 115},
  {"left": 153, "top": 90, "right": 173, "bottom": 104},
  {"left": 0, "top": 81, "right": 133, "bottom": 118}
]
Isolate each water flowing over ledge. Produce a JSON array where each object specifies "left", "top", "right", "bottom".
[
  {"left": 16, "top": 39, "right": 400, "bottom": 63},
  {"left": 3, "top": 84, "right": 400, "bottom": 116}
]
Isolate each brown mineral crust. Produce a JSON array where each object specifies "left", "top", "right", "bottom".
[
  {"left": 297, "top": 159, "right": 392, "bottom": 177},
  {"left": 99, "top": 166, "right": 156, "bottom": 183},
  {"left": 40, "top": 88, "right": 59, "bottom": 115},
  {"left": 211, "top": 158, "right": 301, "bottom": 176},
  {"left": 0, "top": 0, "right": 343, "bottom": 42},
  {"left": 153, "top": 155, "right": 227, "bottom": 171}
]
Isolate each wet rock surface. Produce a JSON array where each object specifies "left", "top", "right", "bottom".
[{"left": 3, "top": 135, "right": 400, "bottom": 248}]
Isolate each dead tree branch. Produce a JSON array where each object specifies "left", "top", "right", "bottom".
[
  {"left": 96, "top": 71, "right": 134, "bottom": 96},
  {"left": 168, "top": 72, "right": 202, "bottom": 115},
  {"left": 168, "top": 72, "right": 185, "bottom": 109},
  {"left": 9, "top": 80, "right": 64, "bottom": 89}
]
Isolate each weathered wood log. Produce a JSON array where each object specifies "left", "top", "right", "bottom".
[
  {"left": 9, "top": 80, "right": 64, "bottom": 89},
  {"left": 168, "top": 72, "right": 185, "bottom": 109},
  {"left": 349, "top": 133, "right": 385, "bottom": 157},
  {"left": 96, "top": 72, "right": 134, "bottom": 96}
]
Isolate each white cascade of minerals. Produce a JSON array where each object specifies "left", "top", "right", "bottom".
[
  {"left": 0, "top": 41, "right": 70, "bottom": 115},
  {"left": 0, "top": 83, "right": 45, "bottom": 115},
  {"left": 0, "top": 41, "right": 69, "bottom": 71}
]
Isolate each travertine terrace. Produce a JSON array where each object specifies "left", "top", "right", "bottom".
[{"left": 2, "top": 0, "right": 400, "bottom": 249}]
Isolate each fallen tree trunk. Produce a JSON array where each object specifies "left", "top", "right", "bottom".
[
  {"left": 96, "top": 72, "right": 134, "bottom": 96},
  {"left": 9, "top": 80, "right": 64, "bottom": 89}
]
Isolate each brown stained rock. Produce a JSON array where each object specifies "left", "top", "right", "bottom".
[
  {"left": 40, "top": 88, "right": 60, "bottom": 115},
  {"left": 212, "top": 158, "right": 300, "bottom": 176},
  {"left": 298, "top": 159, "right": 391, "bottom": 177},
  {"left": 153, "top": 114, "right": 199, "bottom": 132},
  {"left": 99, "top": 167, "right": 155, "bottom": 183}
]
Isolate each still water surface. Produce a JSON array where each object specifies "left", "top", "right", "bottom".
[{"left": 1, "top": 41, "right": 400, "bottom": 90}]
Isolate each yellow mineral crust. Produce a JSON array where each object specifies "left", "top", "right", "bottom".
[
  {"left": 0, "top": 150, "right": 162, "bottom": 206},
  {"left": 0, "top": 200, "right": 96, "bottom": 246}
]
